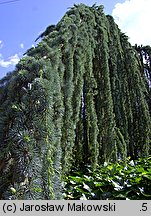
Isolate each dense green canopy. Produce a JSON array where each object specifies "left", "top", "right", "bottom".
[{"left": 0, "top": 4, "right": 150, "bottom": 199}]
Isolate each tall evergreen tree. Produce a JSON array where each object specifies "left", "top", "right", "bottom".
[{"left": 0, "top": 4, "right": 150, "bottom": 199}]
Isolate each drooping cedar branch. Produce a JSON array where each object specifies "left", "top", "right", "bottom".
[{"left": 0, "top": 4, "right": 150, "bottom": 199}]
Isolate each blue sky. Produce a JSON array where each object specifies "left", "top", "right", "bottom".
[{"left": 0, "top": 0, "right": 150, "bottom": 79}]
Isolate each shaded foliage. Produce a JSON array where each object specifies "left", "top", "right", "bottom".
[{"left": 64, "top": 156, "right": 151, "bottom": 200}]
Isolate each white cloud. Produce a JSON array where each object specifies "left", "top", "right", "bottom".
[
  {"left": 20, "top": 43, "right": 24, "bottom": 49},
  {"left": 0, "top": 53, "right": 20, "bottom": 68},
  {"left": 112, "top": 0, "right": 151, "bottom": 45},
  {"left": 0, "top": 40, "right": 4, "bottom": 49}
]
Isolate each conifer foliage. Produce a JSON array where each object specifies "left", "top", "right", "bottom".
[{"left": 0, "top": 4, "right": 150, "bottom": 199}]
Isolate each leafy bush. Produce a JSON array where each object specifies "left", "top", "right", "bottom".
[{"left": 63, "top": 156, "right": 151, "bottom": 200}]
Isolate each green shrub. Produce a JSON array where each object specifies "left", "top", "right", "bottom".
[{"left": 63, "top": 156, "right": 151, "bottom": 200}]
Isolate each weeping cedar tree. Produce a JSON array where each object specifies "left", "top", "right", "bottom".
[{"left": 0, "top": 4, "right": 150, "bottom": 199}]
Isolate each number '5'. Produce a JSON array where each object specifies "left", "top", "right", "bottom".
[{"left": 142, "top": 203, "right": 147, "bottom": 211}]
